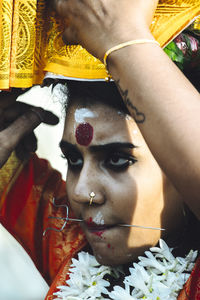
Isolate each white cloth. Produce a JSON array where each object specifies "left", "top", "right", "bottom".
[{"left": 0, "top": 224, "right": 49, "bottom": 300}]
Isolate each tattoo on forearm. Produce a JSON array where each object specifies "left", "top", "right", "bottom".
[{"left": 115, "top": 80, "right": 145, "bottom": 123}]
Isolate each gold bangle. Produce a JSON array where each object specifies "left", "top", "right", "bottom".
[{"left": 103, "top": 39, "right": 160, "bottom": 82}]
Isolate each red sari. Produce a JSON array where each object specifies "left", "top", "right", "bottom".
[
  {"left": 178, "top": 257, "right": 200, "bottom": 300},
  {"left": 0, "top": 153, "right": 86, "bottom": 286}
]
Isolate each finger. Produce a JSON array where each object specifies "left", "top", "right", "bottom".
[
  {"left": 3, "top": 102, "right": 29, "bottom": 122},
  {"left": 15, "top": 142, "right": 30, "bottom": 162},
  {"left": 0, "top": 108, "right": 5, "bottom": 128},
  {"left": 0, "top": 103, "right": 30, "bottom": 129},
  {"left": 15, "top": 132, "right": 38, "bottom": 161},
  {"left": 0, "top": 89, "right": 25, "bottom": 109},
  {"left": 62, "top": 26, "right": 79, "bottom": 45},
  {"left": 0, "top": 108, "right": 45, "bottom": 168},
  {"left": 42, "top": 109, "right": 59, "bottom": 125},
  {"left": 24, "top": 132, "right": 38, "bottom": 153},
  {"left": 0, "top": 108, "right": 45, "bottom": 153},
  {"left": 3, "top": 102, "right": 59, "bottom": 125},
  {"left": 19, "top": 132, "right": 38, "bottom": 153},
  {"left": 53, "top": 0, "right": 69, "bottom": 17}
]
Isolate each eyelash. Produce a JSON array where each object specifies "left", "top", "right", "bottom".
[
  {"left": 61, "top": 152, "right": 137, "bottom": 171},
  {"left": 105, "top": 152, "right": 137, "bottom": 171},
  {"left": 61, "top": 153, "right": 83, "bottom": 170}
]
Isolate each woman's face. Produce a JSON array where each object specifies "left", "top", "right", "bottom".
[{"left": 61, "top": 99, "right": 183, "bottom": 266}]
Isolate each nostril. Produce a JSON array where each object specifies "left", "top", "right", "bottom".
[{"left": 73, "top": 191, "right": 91, "bottom": 204}]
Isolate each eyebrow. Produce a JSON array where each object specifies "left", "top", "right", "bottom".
[{"left": 59, "top": 140, "right": 136, "bottom": 153}]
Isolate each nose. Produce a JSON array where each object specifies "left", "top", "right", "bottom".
[{"left": 72, "top": 161, "right": 105, "bottom": 206}]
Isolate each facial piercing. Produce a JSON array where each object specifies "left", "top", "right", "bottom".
[
  {"left": 89, "top": 192, "right": 95, "bottom": 205},
  {"left": 43, "top": 198, "right": 82, "bottom": 236},
  {"left": 43, "top": 197, "right": 165, "bottom": 236}
]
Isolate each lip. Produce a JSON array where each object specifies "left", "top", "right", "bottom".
[{"left": 84, "top": 219, "right": 116, "bottom": 236}]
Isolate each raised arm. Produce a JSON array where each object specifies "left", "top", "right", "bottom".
[
  {"left": 0, "top": 89, "right": 59, "bottom": 168},
  {"left": 52, "top": 0, "right": 200, "bottom": 217}
]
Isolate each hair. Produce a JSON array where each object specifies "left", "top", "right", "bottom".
[
  {"left": 65, "top": 80, "right": 130, "bottom": 115},
  {"left": 43, "top": 78, "right": 130, "bottom": 115}
]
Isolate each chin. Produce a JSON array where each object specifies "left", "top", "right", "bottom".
[
  {"left": 94, "top": 253, "right": 120, "bottom": 266},
  {"left": 92, "top": 242, "right": 155, "bottom": 267},
  {"left": 92, "top": 247, "right": 134, "bottom": 267}
]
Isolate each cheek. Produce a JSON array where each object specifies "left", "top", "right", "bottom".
[
  {"left": 75, "top": 123, "right": 93, "bottom": 146},
  {"left": 112, "top": 167, "right": 164, "bottom": 225},
  {"left": 65, "top": 180, "right": 77, "bottom": 212},
  {"left": 109, "top": 178, "right": 138, "bottom": 223}
]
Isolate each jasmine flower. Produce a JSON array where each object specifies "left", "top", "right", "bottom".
[{"left": 54, "top": 240, "right": 197, "bottom": 300}]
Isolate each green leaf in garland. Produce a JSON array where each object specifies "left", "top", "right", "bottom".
[{"left": 164, "top": 41, "right": 185, "bottom": 70}]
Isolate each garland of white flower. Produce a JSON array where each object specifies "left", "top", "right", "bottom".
[{"left": 54, "top": 239, "right": 198, "bottom": 300}]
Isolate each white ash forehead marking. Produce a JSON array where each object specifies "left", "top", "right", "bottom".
[{"left": 75, "top": 108, "right": 98, "bottom": 123}]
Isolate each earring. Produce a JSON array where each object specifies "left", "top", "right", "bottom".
[{"left": 89, "top": 192, "right": 95, "bottom": 205}]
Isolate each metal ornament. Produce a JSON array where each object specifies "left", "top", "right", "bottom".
[
  {"left": 89, "top": 192, "right": 96, "bottom": 205},
  {"left": 43, "top": 198, "right": 165, "bottom": 236}
]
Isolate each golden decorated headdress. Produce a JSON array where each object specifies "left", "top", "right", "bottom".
[{"left": 0, "top": 0, "right": 199, "bottom": 89}]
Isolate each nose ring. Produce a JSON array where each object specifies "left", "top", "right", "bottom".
[{"left": 89, "top": 192, "right": 95, "bottom": 205}]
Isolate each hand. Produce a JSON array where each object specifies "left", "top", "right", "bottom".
[
  {"left": 0, "top": 90, "right": 59, "bottom": 168},
  {"left": 52, "top": 0, "right": 158, "bottom": 60}
]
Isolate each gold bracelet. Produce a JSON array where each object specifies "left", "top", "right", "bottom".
[{"left": 103, "top": 39, "right": 160, "bottom": 82}]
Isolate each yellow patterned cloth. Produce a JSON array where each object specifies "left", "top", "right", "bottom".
[
  {"left": 0, "top": 0, "right": 200, "bottom": 89},
  {"left": 0, "top": 152, "right": 22, "bottom": 200},
  {"left": 193, "top": 16, "right": 200, "bottom": 30}
]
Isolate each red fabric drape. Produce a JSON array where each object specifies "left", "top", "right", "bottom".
[
  {"left": 0, "top": 154, "right": 86, "bottom": 286},
  {"left": 178, "top": 257, "right": 200, "bottom": 300}
]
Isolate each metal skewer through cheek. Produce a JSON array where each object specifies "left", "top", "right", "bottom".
[
  {"left": 43, "top": 198, "right": 165, "bottom": 236},
  {"left": 118, "top": 224, "right": 165, "bottom": 231}
]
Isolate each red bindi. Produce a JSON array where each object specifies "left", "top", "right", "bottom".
[{"left": 75, "top": 123, "right": 93, "bottom": 146}]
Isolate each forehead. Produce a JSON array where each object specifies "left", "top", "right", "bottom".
[{"left": 63, "top": 101, "right": 142, "bottom": 145}]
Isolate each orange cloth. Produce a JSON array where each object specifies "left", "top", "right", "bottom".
[
  {"left": 0, "top": 153, "right": 86, "bottom": 285},
  {"left": 0, "top": 0, "right": 200, "bottom": 89}
]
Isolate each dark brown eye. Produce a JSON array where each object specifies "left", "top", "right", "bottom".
[
  {"left": 105, "top": 153, "right": 136, "bottom": 171},
  {"left": 68, "top": 155, "right": 83, "bottom": 168},
  {"left": 62, "top": 152, "right": 83, "bottom": 169}
]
